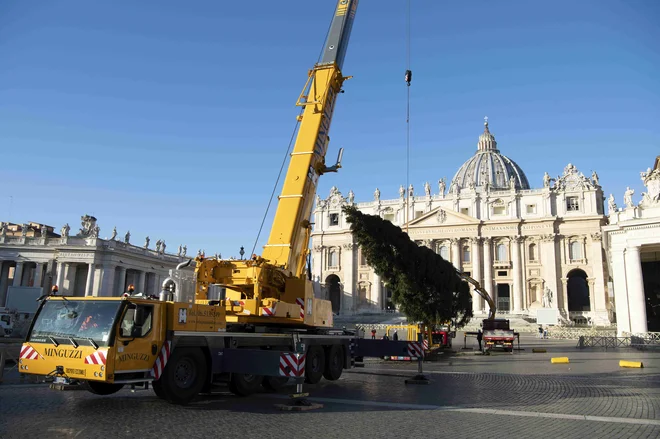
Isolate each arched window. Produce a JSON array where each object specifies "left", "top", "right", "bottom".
[
  {"left": 462, "top": 246, "right": 471, "bottom": 262},
  {"left": 529, "top": 243, "right": 537, "bottom": 261},
  {"left": 439, "top": 245, "right": 449, "bottom": 260},
  {"left": 496, "top": 244, "right": 507, "bottom": 261},
  {"left": 569, "top": 241, "right": 582, "bottom": 260}
]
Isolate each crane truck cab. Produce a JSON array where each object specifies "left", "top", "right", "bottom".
[{"left": 481, "top": 318, "right": 515, "bottom": 352}]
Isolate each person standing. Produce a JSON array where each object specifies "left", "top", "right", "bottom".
[{"left": 476, "top": 329, "right": 483, "bottom": 352}]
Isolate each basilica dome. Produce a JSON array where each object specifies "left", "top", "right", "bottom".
[{"left": 450, "top": 118, "right": 530, "bottom": 191}]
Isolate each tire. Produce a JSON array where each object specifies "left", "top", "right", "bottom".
[
  {"left": 262, "top": 376, "right": 289, "bottom": 391},
  {"left": 304, "top": 345, "right": 325, "bottom": 384},
  {"left": 229, "top": 373, "right": 264, "bottom": 396},
  {"left": 159, "top": 347, "right": 208, "bottom": 405},
  {"left": 322, "top": 345, "right": 343, "bottom": 381},
  {"left": 151, "top": 379, "right": 166, "bottom": 399},
  {"left": 85, "top": 381, "right": 125, "bottom": 395}
]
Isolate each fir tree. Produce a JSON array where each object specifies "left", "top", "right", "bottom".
[{"left": 342, "top": 204, "right": 473, "bottom": 328}]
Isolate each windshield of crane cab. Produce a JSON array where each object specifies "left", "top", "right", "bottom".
[{"left": 28, "top": 300, "right": 122, "bottom": 347}]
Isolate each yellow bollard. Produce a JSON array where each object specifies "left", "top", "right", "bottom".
[
  {"left": 551, "top": 357, "right": 569, "bottom": 364},
  {"left": 619, "top": 360, "right": 643, "bottom": 368}
]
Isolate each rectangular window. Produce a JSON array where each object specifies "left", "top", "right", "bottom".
[
  {"left": 415, "top": 210, "right": 424, "bottom": 219},
  {"left": 497, "top": 270, "right": 508, "bottom": 277},
  {"left": 493, "top": 206, "right": 505, "bottom": 215},
  {"left": 526, "top": 204, "right": 537, "bottom": 214},
  {"left": 460, "top": 208, "right": 469, "bottom": 216},
  {"left": 329, "top": 213, "right": 339, "bottom": 226},
  {"left": 566, "top": 197, "right": 579, "bottom": 212}
]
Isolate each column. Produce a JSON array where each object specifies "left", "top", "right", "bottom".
[
  {"left": 65, "top": 264, "right": 78, "bottom": 295},
  {"left": 342, "top": 243, "right": 354, "bottom": 312},
  {"left": 117, "top": 267, "right": 127, "bottom": 295},
  {"left": 85, "top": 263, "right": 95, "bottom": 296},
  {"left": 482, "top": 237, "right": 493, "bottom": 299},
  {"left": 610, "top": 247, "right": 630, "bottom": 336},
  {"left": 138, "top": 270, "right": 146, "bottom": 295},
  {"left": 372, "top": 272, "right": 382, "bottom": 310},
  {"left": 624, "top": 245, "right": 647, "bottom": 334},
  {"left": 541, "top": 234, "right": 559, "bottom": 309},
  {"left": 0, "top": 262, "right": 10, "bottom": 307},
  {"left": 450, "top": 238, "right": 461, "bottom": 270},
  {"left": 99, "top": 264, "right": 116, "bottom": 297},
  {"left": 55, "top": 262, "right": 65, "bottom": 290},
  {"left": 33, "top": 262, "right": 43, "bottom": 289},
  {"left": 12, "top": 261, "right": 24, "bottom": 287},
  {"left": 511, "top": 236, "right": 523, "bottom": 312},
  {"left": 471, "top": 237, "right": 483, "bottom": 313},
  {"left": 590, "top": 233, "right": 607, "bottom": 313}
]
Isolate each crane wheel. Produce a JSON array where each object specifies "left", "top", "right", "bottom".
[
  {"left": 323, "top": 345, "right": 343, "bottom": 381},
  {"left": 229, "top": 373, "right": 264, "bottom": 396},
  {"left": 151, "top": 379, "right": 166, "bottom": 399},
  {"left": 159, "top": 347, "right": 208, "bottom": 405},
  {"left": 262, "top": 376, "right": 289, "bottom": 391},
  {"left": 84, "top": 381, "right": 125, "bottom": 395},
  {"left": 304, "top": 345, "right": 325, "bottom": 384}
]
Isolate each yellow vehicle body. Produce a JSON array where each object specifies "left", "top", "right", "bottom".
[{"left": 18, "top": 296, "right": 225, "bottom": 385}]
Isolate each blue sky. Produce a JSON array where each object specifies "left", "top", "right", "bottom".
[{"left": 1, "top": 0, "right": 658, "bottom": 258}]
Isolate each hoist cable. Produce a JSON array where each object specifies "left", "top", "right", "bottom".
[{"left": 404, "top": 0, "right": 412, "bottom": 234}]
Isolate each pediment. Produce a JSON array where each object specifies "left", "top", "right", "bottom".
[{"left": 405, "top": 206, "right": 480, "bottom": 228}]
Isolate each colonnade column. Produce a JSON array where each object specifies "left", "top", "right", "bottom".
[
  {"left": 624, "top": 245, "right": 647, "bottom": 334},
  {"left": 137, "top": 271, "right": 146, "bottom": 295},
  {"left": 33, "top": 262, "right": 43, "bottom": 289},
  {"left": 117, "top": 267, "right": 127, "bottom": 296},
  {"left": 55, "top": 262, "right": 65, "bottom": 290},
  {"left": 511, "top": 236, "right": 523, "bottom": 313},
  {"left": 85, "top": 263, "right": 95, "bottom": 296},
  {"left": 12, "top": 261, "right": 24, "bottom": 287}
]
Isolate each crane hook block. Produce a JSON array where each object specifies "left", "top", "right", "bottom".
[{"left": 405, "top": 69, "right": 412, "bottom": 86}]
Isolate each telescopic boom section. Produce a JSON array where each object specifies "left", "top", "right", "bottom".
[{"left": 261, "top": 0, "right": 359, "bottom": 277}]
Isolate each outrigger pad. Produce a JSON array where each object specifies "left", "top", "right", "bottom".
[
  {"left": 405, "top": 374, "right": 430, "bottom": 385},
  {"left": 274, "top": 398, "right": 324, "bottom": 411}
]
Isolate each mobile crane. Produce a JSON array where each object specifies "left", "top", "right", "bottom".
[{"left": 16, "top": 0, "right": 432, "bottom": 405}]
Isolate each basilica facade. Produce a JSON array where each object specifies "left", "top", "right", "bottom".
[{"left": 310, "top": 119, "right": 611, "bottom": 325}]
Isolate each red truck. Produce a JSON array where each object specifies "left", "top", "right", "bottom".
[{"left": 482, "top": 319, "right": 515, "bottom": 352}]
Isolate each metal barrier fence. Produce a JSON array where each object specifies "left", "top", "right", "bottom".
[{"left": 576, "top": 334, "right": 660, "bottom": 351}]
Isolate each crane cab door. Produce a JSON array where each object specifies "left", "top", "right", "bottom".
[{"left": 113, "top": 301, "right": 166, "bottom": 378}]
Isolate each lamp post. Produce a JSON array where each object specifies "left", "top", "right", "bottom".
[{"left": 239, "top": 246, "right": 245, "bottom": 259}]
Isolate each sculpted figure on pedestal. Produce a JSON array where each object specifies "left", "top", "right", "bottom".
[
  {"left": 591, "top": 170, "right": 600, "bottom": 186},
  {"left": 624, "top": 187, "right": 635, "bottom": 208},
  {"left": 542, "top": 287, "right": 553, "bottom": 308},
  {"left": 111, "top": 227, "right": 117, "bottom": 240},
  {"left": 438, "top": 178, "right": 446, "bottom": 197},
  {"left": 145, "top": 236, "right": 150, "bottom": 249},
  {"left": 374, "top": 188, "right": 380, "bottom": 201},
  {"left": 156, "top": 239, "right": 162, "bottom": 253},
  {"left": 543, "top": 172, "right": 551, "bottom": 188},
  {"left": 61, "top": 223, "right": 70, "bottom": 238},
  {"left": 424, "top": 181, "right": 431, "bottom": 197},
  {"left": 348, "top": 190, "right": 355, "bottom": 204},
  {"left": 124, "top": 230, "right": 130, "bottom": 244},
  {"left": 399, "top": 185, "right": 405, "bottom": 198},
  {"left": 608, "top": 194, "right": 617, "bottom": 214},
  {"left": 177, "top": 244, "right": 182, "bottom": 256}
]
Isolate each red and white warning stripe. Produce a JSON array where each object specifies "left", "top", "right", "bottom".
[
  {"left": 84, "top": 350, "right": 107, "bottom": 365},
  {"left": 261, "top": 303, "right": 276, "bottom": 316},
  {"left": 151, "top": 340, "right": 172, "bottom": 380},
  {"left": 423, "top": 339, "right": 429, "bottom": 350},
  {"left": 232, "top": 300, "right": 245, "bottom": 306},
  {"left": 296, "top": 298, "right": 304, "bottom": 319},
  {"left": 407, "top": 341, "right": 424, "bottom": 358},
  {"left": 20, "top": 345, "right": 42, "bottom": 360},
  {"left": 279, "top": 353, "right": 306, "bottom": 377}
]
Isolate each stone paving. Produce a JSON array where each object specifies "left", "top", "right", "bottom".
[{"left": 1, "top": 338, "right": 659, "bottom": 438}]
